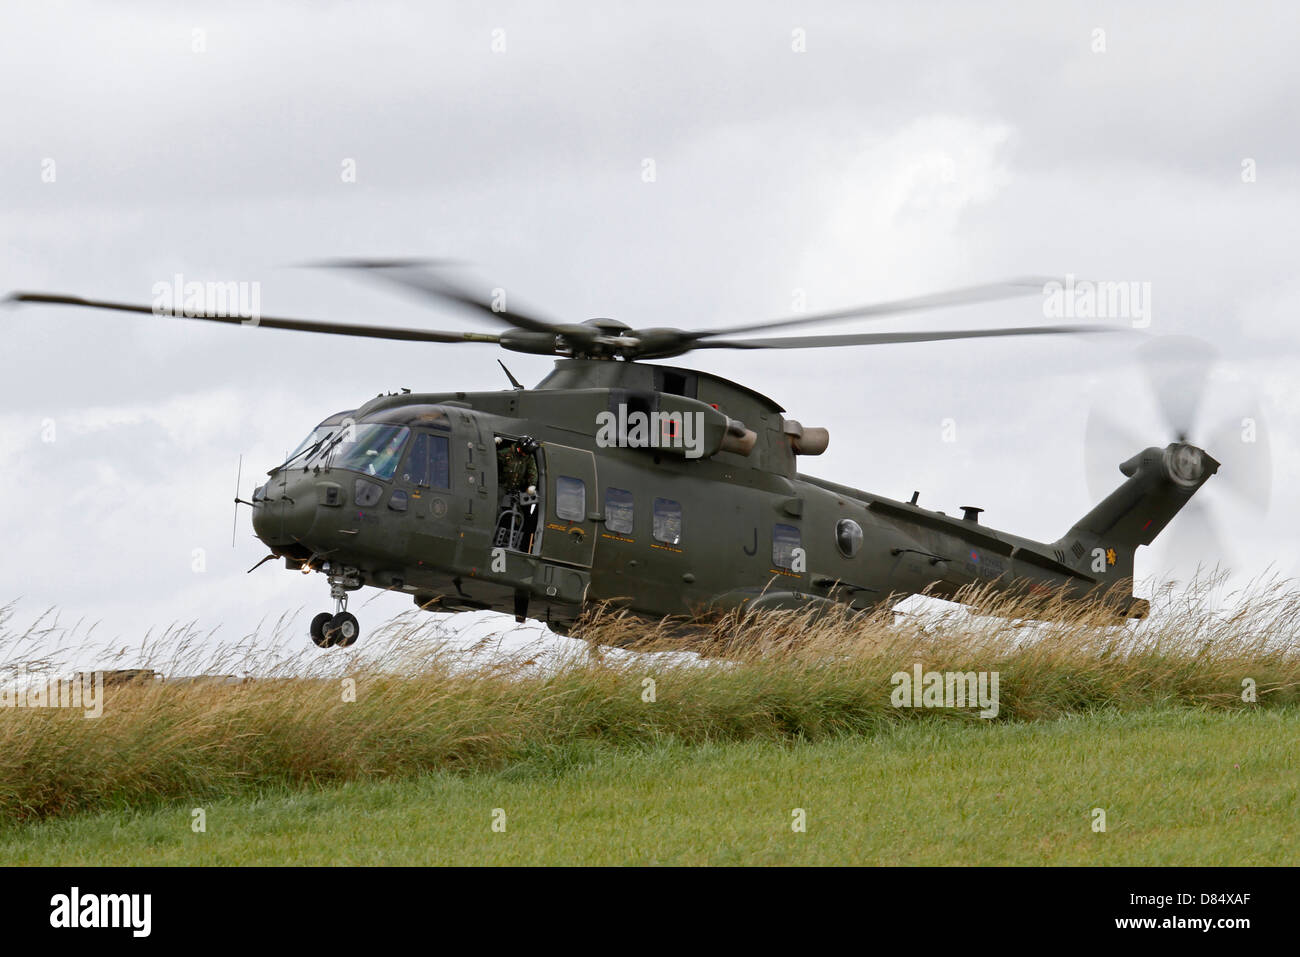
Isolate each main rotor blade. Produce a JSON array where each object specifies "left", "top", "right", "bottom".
[
  {"left": 693, "top": 323, "right": 1110, "bottom": 351},
  {"left": 1136, "top": 335, "right": 1217, "bottom": 442},
  {"left": 9, "top": 293, "right": 502, "bottom": 345},
  {"left": 313, "top": 259, "right": 563, "bottom": 335},
  {"left": 697, "top": 276, "right": 1059, "bottom": 339}
]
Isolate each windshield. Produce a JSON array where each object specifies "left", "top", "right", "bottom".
[
  {"left": 315, "top": 423, "right": 410, "bottom": 480},
  {"left": 287, "top": 426, "right": 334, "bottom": 463},
  {"left": 279, "top": 411, "right": 357, "bottom": 471}
]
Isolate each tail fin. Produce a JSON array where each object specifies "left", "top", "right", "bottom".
[{"left": 1054, "top": 442, "right": 1219, "bottom": 584}]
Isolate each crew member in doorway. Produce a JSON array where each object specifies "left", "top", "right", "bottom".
[{"left": 496, "top": 435, "right": 538, "bottom": 495}]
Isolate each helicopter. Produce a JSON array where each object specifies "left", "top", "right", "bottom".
[{"left": 12, "top": 262, "right": 1236, "bottom": 647}]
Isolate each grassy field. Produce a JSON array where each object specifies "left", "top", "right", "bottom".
[
  {"left": 2, "top": 580, "right": 1297, "bottom": 864},
  {"left": 2, "top": 707, "right": 1295, "bottom": 865},
  {"left": 4, "top": 581, "right": 1299, "bottom": 827}
]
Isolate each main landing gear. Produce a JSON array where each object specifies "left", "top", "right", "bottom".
[{"left": 310, "top": 566, "right": 362, "bottom": 648}]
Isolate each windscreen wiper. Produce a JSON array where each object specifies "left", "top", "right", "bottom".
[
  {"left": 269, "top": 430, "right": 336, "bottom": 474},
  {"left": 315, "top": 428, "right": 353, "bottom": 471}
]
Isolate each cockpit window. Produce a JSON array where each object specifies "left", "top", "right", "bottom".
[
  {"left": 283, "top": 412, "right": 357, "bottom": 469},
  {"left": 288, "top": 427, "right": 332, "bottom": 462},
  {"left": 404, "top": 432, "right": 450, "bottom": 489},
  {"left": 316, "top": 424, "right": 410, "bottom": 480},
  {"left": 284, "top": 426, "right": 341, "bottom": 469}
]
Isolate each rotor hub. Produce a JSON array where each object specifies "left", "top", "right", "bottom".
[
  {"left": 1163, "top": 442, "right": 1205, "bottom": 487},
  {"left": 581, "top": 317, "right": 632, "bottom": 334}
]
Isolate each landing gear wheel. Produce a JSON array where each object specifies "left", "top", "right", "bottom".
[
  {"left": 310, "top": 612, "right": 335, "bottom": 648},
  {"left": 325, "top": 611, "right": 360, "bottom": 648}
]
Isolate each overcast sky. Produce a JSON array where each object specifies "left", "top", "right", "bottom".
[{"left": 3, "top": 1, "right": 1297, "bottom": 667}]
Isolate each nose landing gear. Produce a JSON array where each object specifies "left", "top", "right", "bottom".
[{"left": 310, "top": 566, "right": 363, "bottom": 648}]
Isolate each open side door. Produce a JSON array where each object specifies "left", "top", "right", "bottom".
[{"left": 539, "top": 443, "right": 597, "bottom": 568}]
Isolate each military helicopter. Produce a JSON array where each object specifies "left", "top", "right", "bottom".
[{"left": 12, "top": 262, "right": 1245, "bottom": 647}]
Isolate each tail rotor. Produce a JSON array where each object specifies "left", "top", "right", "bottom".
[{"left": 1084, "top": 335, "right": 1272, "bottom": 579}]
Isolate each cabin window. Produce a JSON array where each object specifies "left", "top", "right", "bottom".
[
  {"left": 404, "top": 432, "right": 450, "bottom": 489},
  {"left": 556, "top": 476, "right": 586, "bottom": 522},
  {"left": 836, "top": 518, "right": 863, "bottom": 557},
  {"left": 773, "top": 523, "right": 802, "bottom": 569},
  {"left": 605, "top": 487, "right": 634, "bottom": 534},
  {"left": 653, "top": 498, "right": 683, "bottom": 544}
]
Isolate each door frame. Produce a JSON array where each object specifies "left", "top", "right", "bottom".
[{"left": 538, "top": 443, "right": 598, "bottom": 568}]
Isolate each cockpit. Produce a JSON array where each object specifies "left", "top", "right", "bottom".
[
  {"left": 278, "top": 414, "right": 412, "bottom": 481},
  {"left": 317, "top": 424, "right": 410, "bottom": 479},
  {"left": 276, "top": 411, "right": 355, "bottom": 473}
]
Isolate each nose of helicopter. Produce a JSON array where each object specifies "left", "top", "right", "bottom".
[{"left": 251, "top": 472, "right": 320, "bottom": 548}]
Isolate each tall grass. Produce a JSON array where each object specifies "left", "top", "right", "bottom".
[{"left": 0, "top": 574, "right": 1297, "bottom": 823}]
